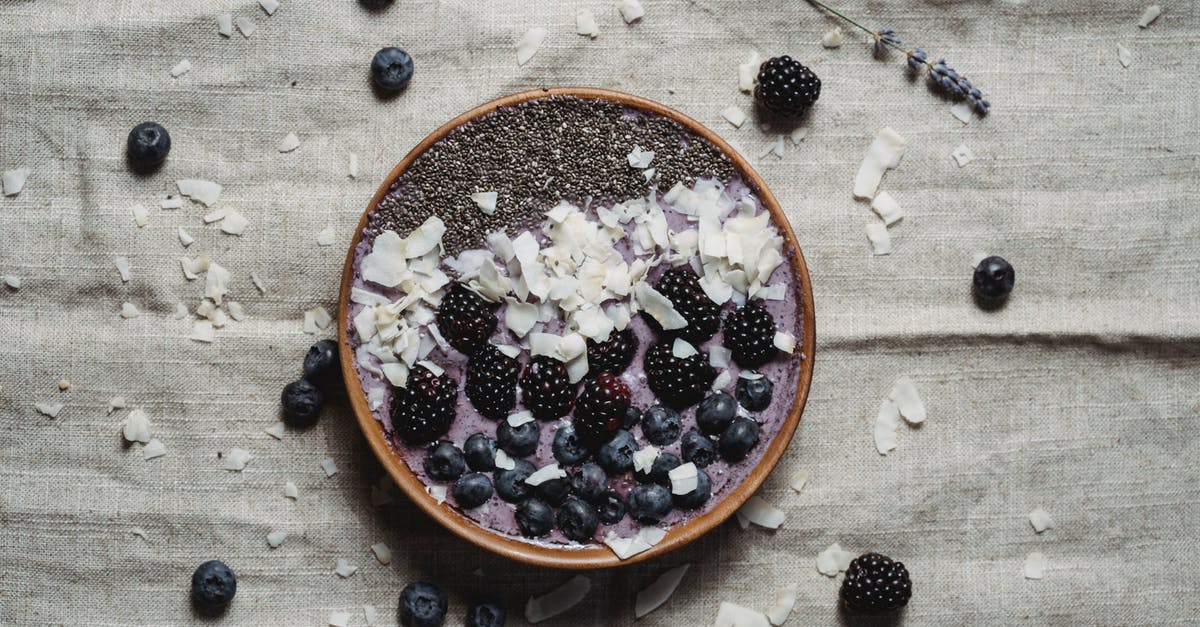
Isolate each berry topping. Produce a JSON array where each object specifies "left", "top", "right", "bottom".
[
  {"left": 735, "top": 375, "right": 774, "bottom": 411},
  {"left": 520, "top": 356, "right": 576, "bottom": 420},
  {"left": 463, "top": 433, "right": 498, "bottom": 471},
  {"left": 399, "top": 581, "right": 448, "bottom": 627},
  {"left": 973, "top": 255, "right": 1015, "bottom": 301},
  {"left": 302, "top": 339, "right": 339, "bottom": 388},
  {"left": 465, "top": 344, "right": 519, "bottom": 420},
  {"left": 493, "top": 459, "right": 535, "bottom": 502},
  {"left": 569, "top": 462, "right": 607, "bottom": 503},
  {"left": 649, "top": 267, "right": 721, "bottom": 343},
  {"left": 644, "top": 340, "right": 716, "bottom": 408},
  {"left": 452, "top": 472, "right": 494, "bottom": 509},
  {"left": 191, "top": 560, "right": 236, "bottom": 614},
  {"left": 839, "top": 553, "right": 913, "bottom": 614},
  {"left": 754, "top": 55, "right": 821, "bottom": 118},
  {"left": 535, "top": 474, "right": 573, "bottom": 506},
  {"left": 281, "top": 379, "right": 323, "bottom": 428},
  {"left": 718, "top": 417, "right": 761, "bottom": 462},
  {"left": 585, "top": 328, "right": 638, "bottom": 375},
  {"left": 556, "top": 497, "right": 600, "bottom": 542},
  {"left": 695, "top": 392, "right": 737, "bottom": 436},
  {"left": 127, "top": 122, "right": 171, "bottom": 172},
  {"left": 390, "top": 365, "right": 459, "bottom": 444},
  {"left": 681, "top": 429, "right": 718, "bottom": 468},
  {"left": 497, "top": 419, "right": 540, "bottom": 458},
  {"left": 634, "top": 451, "right": 681, "bottom": 486},
  {"left": 595, "top": 490, "right": 626, "bottom": 524},
  {"left": 573, "top": 372, "right": 631, "bottom": 444},
  {"left": 723, "top": 303, "right": 780, "bottom": 368},
  {"left": 621, "top": 405, "right": 642, "bottom": 429},
  {"left": 551, "top": 423, "right": 591, "bottom": 465},
  {"left": 594, "top": 429, "right": 637, "bottom": 475},
  {"left": 640, "top": 405, "right": 682, "bottom": 446},
  {"left": 370, "top": 47, "right": 414, "bottom": 93},
  {"left": 435, "top": 283, "right": 498, "bottom": 355},
  {"left": 515, "top": 498, "right": 554, "bottom": 537},
  {"left": 672, "top": 468, "right": 712, "bottom": 510},
  {"left": 465, "top": 601, "right": 507, "bottom": 627},
  {"left": 626, "top": 483, "right": 673, "bottom": 524},
  {"left": 423, "top": 441, "right": 466, "bottom": 482}
]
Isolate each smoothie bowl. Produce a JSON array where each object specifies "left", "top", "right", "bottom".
[{"left": 338, "top": 88, "right": 815, "bottom": 569}]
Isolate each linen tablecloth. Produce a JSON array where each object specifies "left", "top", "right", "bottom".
[{"left": 2, "top": 0, "right": 1197, "bottom": 624}]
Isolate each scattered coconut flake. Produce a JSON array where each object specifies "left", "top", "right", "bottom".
[
  {"left": 866, "top": 222, "right": 892, "bottom": 256},
  {"left": 236, "top": 17, "right": 256, "bottom": 37},
  {"left": 493, "top": 449, "right": 517, "bottom": 471},
  {"left": 874, "top": 398, "right": 902, "bottom": 455},
  {"left": 131, "top": 204, "right": 149, "bottom": 227},
  {"left": 525, "top": 575, "right": 591, "bottom": 623},
  {"left": 471, "top": 191, "right": 498, "bottom": 215},
  {"left": 617, "top": 0, "right": 645, "bottom": 23},
  {"left": 671, "top": 338, "right": 698, "bottom": 359},
  {"left": 1137, "top": 5, "right": 1161, "bottom": 28},
  {"left": 277, "top": 132, "right": 300, "bottom": 153},
  {"left": 321, "top": 457, "right": 338, "bottom": 477},
  {"left": 205, "top": 262, "right": 230, "bottom": 304},
  {"left": 525, "top": 464, "right": 567, "bottom": 487},
  {"left": 143, "top": 439, "right": 166, "bottom": 460},
  {"left": 950, "top": 101, "right": 973, "bottom": 124},
  {"left": 202, "top": 209, "right": 226, "bottom": 223},
  {"left": 668, "top": 462, "right": 699, "bottom": 495},
  {"left": 348, "top": 153, "right": 359, "bottom": 178},
  {"left": 251, "top": 272, "right": 266, "bottom": 294},
  {"left": 2, "top": 167, "right": 30, "bottom": 196},
  {"left": 224, "top": 448, "right": 251, "bottom": 471},
  {"left": 889, "top": 377, "right": 926, "bottom": 424},
  {"left": 516, "top": 27, "right": 547, "bottom": 66},
  {"left": 1024, "top": 552, "right": 1046, "bottom": 579},
  {"left": 130, "top": 527, "right": 148, "bottom": 540},
  {"left": 226, "top": 301, "right": 246, "bottom": 321},
  {"left": 822, "top": 26, "right": 845, "bottom": 48},
  {"left": 635, "top": 283, "right": 687, "bottom": 330},
  {"left": 1117, "top": 43, "right": 1133, "bottom": 68},
  {"left": 495, "top": 344, "right": 521, "bottom": 359},
  {"left": 370, "top": 542, "right": 393, "bottom": 565},
  {"left": 177, "top": 227, "right": 195, "bottom": 247},
  {"left": 328, "top": 611, "right": 350, "bottom": 627},
  {"left": 161, "top": 195, "right": 184, "bottom": 210},
  {"left": 632, "top": 446, "right": 659, "bottom": 474},
  {"left": 416, "top": 360, "right": 444, "bottom": 377},
  {"left": 120, "top": 302, "right": 140, "bottom": 319},
  {"left": 217, "top": 14, "right": 233, "bottom": 37},
  {"left": 627, "top": 145, "right": 655, "bottom": 169},
  {"left": 220, "top": 211, "right": 249, "bottom": 235},
  {"left": 722, "top": 106, "right": 747, "bottom": 128},
  {"left": 363, "top": 605, "right": 377, "bottom": 626},
  {"left": 507, "top": 410, "right": 535, "bottom": 427},
  {"left": 190, "top": 320, "right": 215, "bottom": 343},
  {"left": 816, "top": 542, "right": 855, "bottom": 577},
  {"left": 767, "top": 587, "right": 797, "bottom": 626},
  {"left": 711, "top": 370, "right": 733, "bottom": 391},
  {"left": 714, "top": 601, "right": 771, "bottom": 627},
  {"left": 772, "top": 331, "right": 795, "bottom": 354},
  {"left": 737, "top": 50, "right": 761, "bottom": 92},
  {"left": 267, "top": 530, "right": 288, "bottom": 548},
  {"left": 54, "top": 379, "right": 69, "bottom": 391},
  {"left": 177, "top": 179, "right": 222, "bottom": 206},
  {"left": 789, "top": 470, "right": 810, "bottom": 494},
  {"left": 259, "top": 0, "right": 280, "bottom": 15},
  {"left": 173, "top": 303, "right": 188, "bottom": 319},
  {"left": 169, "top": 59, "right": 191, "bottom": 78},
  {"left": 642, "top": 167, "right": 656, "bottom": 181},
  {"left": 1029, "top": 507, "right": 1054, "bottom": 533},
  {"left": 334, "top": 558, "right": 358, "bottom": 578},
  {"left": 708, "top": 346, "right": 732, "bottom": 369},
  {"left": 739, "top": 495, "right": 785, "bottom": 529},
  {"left": 115, "top": 256, "right": 131, "bottom": 282},
  {"left": 122, "top": 409, "right": 152, "bottom": 443},
  {"left": 316, "top": 227, "right": 336, "bottom": 247},
  {"left": 3, "top": 275, "right": 20, "bottom": 289},
  {"left": 790, "top": 127, "right": 809, "bottom": 144},
  {"left": 635, "top": 564, "right": 690, "bottom": 618},
  {"left": 381, "top": 363, "right": 409, "bottom": 387},
  {"left": 576, "top": 9, "right": 599, "bottom": 37},
  {"left": 108, "top": 397, "right": 127, "bottom": 414},
  {"left": 952, "top": 143, "right": 975, "bottom": 167},
  {"left": 260, "top": 422, "right": 284, "bottom": 440},
  {"left": 304, "top": 306, "right": 333, "bottom": 333},
  {"left": 284, "top": 481, "right": 299, "bottom": 499},
  {"left": 35, "top": 402, "right": 64, "bottom": 418},
  {"left": 852, "top": 127, "right": 906, "bottom": 200},
  {"left": 871, "top": 191, "right": 904, "bottom": 226},
  {"left": 427, "top": 484, "right": 447, "bottom": 504}
]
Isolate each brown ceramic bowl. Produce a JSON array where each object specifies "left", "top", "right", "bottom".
[{"left": 338, "top": 87, "right": 815, "bottom": 570}]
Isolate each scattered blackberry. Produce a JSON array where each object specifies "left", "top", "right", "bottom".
[
  {"left": 644, "top": 340, "right": 716, "bottom": 408},
  {"left": 839, "top": 553, "right": 913, "bottom": 614},
  {"left": 723, "top": 303, "right": 779, "bottom": 368},
  {"left": 436, "top": 283, "right": 498, "bottom": 354},
  {"left": 390, "top": 365, "right": 459, "bottom": 444},
  {"left": 520, "top": 356, "right": 575, "bottom": 420},
  {"left": 754, "top": 55, "right": 821, "bottom": 118},
  {"left": 586, "top": 328, "right": 638, "bottom": 375},
  {"left": 648, "top": 267, "right": 721, "bottom": 343},
  {"left": 573, "top": 372, "right": 631, "bottom": 444},
  {"left": 465, "top": 344, "right": 519, "bottom": 420}
]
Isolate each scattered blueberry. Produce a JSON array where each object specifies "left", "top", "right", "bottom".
[
  {"left": 640, "top": 405, "right": 682, "bottom": 445},
  {"left": 595, "top": 429, "right": 636, "bottom": 475},
  {"left": 626, "top": 483, "right": 673, "bottom": 524},
  {"left": 127, "top": 122, "right": 171, "bottom": 171},
  {"left": 718, "top": 417, "right": 760, "bottom": 462},
  {"left": 423, "top": 441, "right": 466, "bottom": 482},
  {"left": 621, "top": 406, "right": 642, "bottom": 429},
  {"left": 191, "top": 560, "right": 236, "bottom": 614},
  {"left": 595, "top": 490, "right": 626, "bottom": 524},
  {"left": 371, "top": 47, "right": 414, "bottom": 93},
  {"left": 399, "top": 581, "right": 448, "bottom": 627},
  {"left": 735, "top": 375, "right": 773, "bottom": 411},
  {"left": 681, "top": 429, "right": 718, "bottom": 468},
  {"left": 556, "top": 497, "right": 600, "bottom": 542},
  {"left": 303, "top": 339, "right": 339, "bottom": 387},
  {"left": 493, "top": 459, "right": 535, "bottom": 502},
  {"left": 465, "top": 600, "right": 507, "bottom": 627},
  {"left": 281, "top": 379, "right": 323, "bottom": 427},
  {"left": 569, "top": 462, "right": 607, "bottom": 503},
  {"left": 497, "top": 420, "right": 540, "bottom": 457},
  {"left": 453, "top": 472, "right": 494, "bottom": 509},
  {"left": 672, "top": 468, "right": 712, "bottom": 510},
  {"left": 634, "top": 451, "right": 681, "bottom": 486},
  {"left": 696, "top": 392, "right": 737, "bottom": 435},
  {"left": 535, "top": 475, "right": 573, "bottom": 506},
  {"left": 359, "top": 0, "right": 394, "bottom": 9},
  {"left": 515, "top": 498, "right": 554, "bottom": 537},
  {"left": 463, "top": 433, "right": 498, "bottom": 471},
  {"left": 973, "top": 255, "right": 1015, "bottom": 301},
  {"left": 551, "top": 423, "right": 590, "bottom": 465}
]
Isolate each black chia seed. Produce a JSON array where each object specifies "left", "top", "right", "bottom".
[{"left": 369, "top": 96, "right": 736, "bottom": 255}]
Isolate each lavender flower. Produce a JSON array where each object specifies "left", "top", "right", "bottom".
[
  {"left": 873, "top": 29, "right": 901, "bottom": 56},
  {"left": 906, "top": 48, "right": 928, "bottom": 71}
]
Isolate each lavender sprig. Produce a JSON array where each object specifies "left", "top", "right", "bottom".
[{"left": 807, "top": 0, "right": 990, "bottom": 115}]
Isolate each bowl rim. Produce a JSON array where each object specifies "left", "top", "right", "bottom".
[{"left": 337, "top": 87, "right": 816, "bottom": 570}]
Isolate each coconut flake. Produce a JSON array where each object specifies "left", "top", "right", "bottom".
[
  {"left": 767, "top": 587, "right": 797, "bottom": 626},
  {"left": 952, "top": 143, "right": 975, "bottom": 167},
  {"left": 711, "top": 369, "right": 732, "bottom": 391},
  {"left": 220, "top": 210, "right": 249, "bottom": 235},
  {"left": 773, "top": 331, "right": 795, "bottom": 354},
  {"left": 721, "top": 106, "right": 747, "bottom": 128},
  {"left": 161, "top": 196, "right": 183, "bottom": 211},
  {"left": 267, "top": 530, "right": 288, "bottom": 548},
  {"left": 739, "top": 495, "right": 785, "bottom": 529},
  {"left": 259, "top": 0, "right": 280, "bottom": 15},
  {"left": 888, "top": 377, "right": 926, "bottom": 424},
  {"left": 1138, "top": 5, "right": 1161, "bottom": 28},
  {"left": 226, "top": 301, "right": 246, "bottom": 321},
  {"left": 950, "top": 101, "right": 973, "bottom": 124},
  {"left": 115, "top": 256, "right": 131, "bottom": 282},
  {"left": 516, "top": 27, "right": 547, "bottom": 66},
  {"left": 874, "top": 399, "right": 901, "bottom": 455},
  {"left": 328, "top": 612, "right": 349, "bottom": 627},
  {"left": 789, "top": 470, "right": 809, "bottom": 493},
  {"left": 738, "top": 50, "right": 761, "bottom": 92},
  {"left": 277, "top": 132, "right": 300, "bottom": 153},
  {"left": 635, "top": 564, "right": 690, "bottom": 618},
  {"left": 170, "top": 59, "right": 191, "bottom": 78},
  {"left": 173, "top": 303, "right": 188, "bottom": 319},
  {"left": 334, "top": 559, "right": 358, "bottom": 578},
  {"left": 320, "top": 457, "right": 338, "bottom": 477},
  {"left": 576, "top": 9, "right": 599, "bottom": 38},
  {"left": 525, "top": 463, "right": 567, "bottom": 487},
  {"left": 525, "top": 575, "right": 591, "bottom": 623},
  {"left": 176, "top": 227, "right": 195, "bottom": 247},
  {"left": 1029, "top": 508, "right": 1054, "bottom": 533},
  {"left": 627, "top": 145, "right": 655, "bottom": 169},
  {"left": 635, "top": 283, "right": 687, "bottom": 330},
  {"left": 3, "top": 275, "right": 20, "bottom": 289},
  {"left": 822, "top": 26, "right": 844, "bottom": 48},
  {"left": 1117, "top": 43, "right": 1133, "bottom": 68},
  {"left": 143, "top": 439, "right": 167, "bottom": 460},
  {"left": 315, "top": 227, "right": 336, "bottom": 247},
  {"left": 471, "top": 191, "right": 499, "bottom": 215},
  {"left": 35, "top": 402, "right": 64, "bottom": 418},
  {"left": 284, "top": 481, "right": 299, "bottom": 499},
  {"left": 236, "top": 17, "right": 256, "bottom": 37},
  {"left": 224, "top": 448, "right": 251, "bottom": 471},
  {"left": 507, "top": 410, "right": 535, "bottom": 428},
  {"left": 107, "top": 397, "right": 127, "bottom": 415},
  {"left": 217, "top": 14, "right": 233, "bottom": 36},
  {"left": 202, "top": 209, "right": 225, "bottom": 223},
  {"left": 671, "top": 338, "right": 698, "bottom": 359},
  {"left": 263, "top": 421, "right": 285, "bottom": 440},
  {"left": 370, "top": 542, "right": 393, "bottom": 565},
  {"left": 668, "top": 462, "right": 699, "bottom": 495},
  {"left": 348, "top": 153, "right": 359, "bottom": 178},
  {"left": 871, "top": 191, "right": 904, "bottom": 226},
  {"left": 816, "top": 542, "right": 855, "bottom": 577},
  {"left": 204, "top": 262, "right": 231, "bottom": 304},
  {"left": 866, "top": 222, "right": 892, "bottom": 256},
  {"left": 120, "top": 302, "right": 140, "bottom": 319},
  {"left": 709, "top": 346, "right": 732, "bottom": 369},
  {"left": 617, "top": 0, "right": 645, "bottom": 23},
  {"left": 632, "top": 446, "right": 660, "bottom": 474},
  {"left": 130, "top": 204, "right": 149, "bottom": 227},
  {"left": 1024, "top": 552, "right": 1046, "bottom": 579},
  {"left": 190, "top": 320, "right": 215, "bottom": 343},
  {"left": 494, "top": 449, "right": 516, "bottom": 471},
  {"left": 250, "top": 272, "right": 266, "bottom": 294},
  {"left": 363, "top": 605, "right": 377, "bottom": 626},
  {"left": 2, "top": 167, "right": 30, "bottom": 196},
  {"left": 176, "top": 179, "right": 222, "bottom": 206},
  {"left": 714, "top": 602, "right": 771, "bottom": 627},
  {"left": 852, "top": 127, "right": 906, "bottom": 200}
]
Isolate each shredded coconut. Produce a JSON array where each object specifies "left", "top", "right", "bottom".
[
  {"left": 525, "top": 575, "right": 591, "bottom": 623},
  {"left": 2, "top": 168, "right": 30, "bottom": 196},
  {"left": 277, "top": 132, "right": 301, "bottom": 153},
  {"left": 516, "top": 28, "right": 547, "bottom": 66},
  {"left": 170, "top": 59, "right": 191, "bottom": 78},
  {"left": 635, "top": 564, "right": 689, "bottom": 618},
  {"left": 321, "top": 457, "right": 338, "bottom": 477}
]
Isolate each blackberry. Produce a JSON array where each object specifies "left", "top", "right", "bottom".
[
  {"left": 648, "top": 267, "right": 721, "bottom": 343},
  {"left": 754, "top": 55, "right": 821, "bottom": 118},
  {"left": 436, "top": 283, "right": 498, "bottom": 354},
  {"left": 465, "top": 344, "right": 519, "bottom": 420},
  {"left": 839, "top": 553, "right": 912, "bottom": 614},
  {"left": 723, "top": 303, "right": 779, "bottom": 368},
  {"left": 390, "top": 365, "right": 459, "bottom": 444},
  {"left": 520, "top": 356, "right": 575, "bottom": 420},
  {"left": 586, "top": 328, "right": 638, "bottom": 375},
  {"left": 572, "top": 372, "right": 631, "bottom": 444},
  {"left": 643, "top": 341, "right": 716, "bottom": 408}
]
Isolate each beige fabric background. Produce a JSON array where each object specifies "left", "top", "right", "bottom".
[{"left": 2, "top": 0, "right": 1198, "bottom": 625}]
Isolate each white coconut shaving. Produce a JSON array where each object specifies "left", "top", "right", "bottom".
[
  {"left": 321, "top": 457, "right": 338, "bottom": 477},
  {"left": 507, "top": 410, "right": 535, "bottom": 427},
  {"left": 223, "top": 448, "right": 251, "bottom": 471},
  {"left": 130, "top": 204, "right": 149, "bottom": 227},
  {"left": 632, "top": 446, "right": 660, "bottom": 474},
  {"left": 115, "top": 256, "right": 131, "bottom": 282},
  {"left": 107, "top": 397, "right": 127, "bottom": 414},
  {"left": 1024, "top": 552, "right": 1046, "bottom": 579},
  {"left": 304, "top": 306, "right": 333, "bottom": 333},
  {"left": 739, "top": 495, "right": 785, "bottom": 529},
  {"left": 3, "top": 275, "right": 20, "bottom": 289},
  {"left": 950, "top": 101, "right": 973, "bottom": 124},
  {"left": 711, "top": 370, "right": 732, "bottom": 391},
  {"left": 363, "top": 605, "right": 377, "bottom": 626},
  {"left": 203, "top": 209, "right": 225, "bottom": 223},
  {"left": 35, "top": 402, "right": 64, "bottom": 418},
  {"left": 178, "top": 227, "right": 195, "bottom": 247},
  {"left": 866, "top": 222, "right": 892, "bottom": 256},
  {"left": 668, "top": 462, "right": 699, "bottom": 495},
  {"left": 516, "top": 28, "right": 547, "bottom": 66},
  {"left": 284, "top": 481, "right": 299, "bottom": 499},
  {"left": 2, "top": 168, "right": 30, "bottom": 196},
  {"left": 671, "top": 338, "right": 698, "bottom": 359},
  {"left": 217, "top": 14, "right": 233, "bottom": 37},
  {"left": 226, "top": 301, "right": 246, "bottom": 321},
  {"left": 822, "top": 26, "right": 844, "bottom": 48},
  {"left": 871, "top": 191, "right": 904, "bottom": 226},
  {"left": 790, "top": 470, "right": 809, "bottom": 493},
  {"left": 370, "top": 542, "right": 393, "bottom": 565},
  {"left": 714, "top": 601, "right": 771, "bottom": 627},
  {"left": 250, "top": 272, "right": 266, "bottom": 294},
  {"left": 205, "top": 262, "right": 231, "bottom": 304},
  {"left": 334, "top": 559, "right": 358, "bottom": 578},
  {"left": 176, "top": 179, "right": 222, "bottom": 206},
  {"left": 494, "top": 449, "right": 516, "bottom": 470},
  {"left": 767, "top": 587, "right": 797, "bottom": 625},
  {"left": 120, "top": 302, "right": 140, "bottom": 319},
  {"left": 328, "top": 611, "right": 349, "bottom": 627},
  {"left": 738, "top": 50, "right": 761, "bottom": 92},
  {"left": 1029, "top": 507, "right": 1054, "bottom": 533},
  {"left": 816, "top": 542, "right": 855, "bottom": 577},
  {"left": 889, "top": 377, "right": 926, "bottom": 424},
  {"left": 316, "top": 227, "right": 336, "bottom": 246},
  {"left": 161, "top": 195, "right": 183, "bottom": 209},
  {"left": 722, "top": 106, "right": 747, "bottom": 128},
  {"left": 852, "top": 127, "right": 906, "bottom": 200},
  {"left": 236, "top": 17, "right": 256, "bottom": 37},
  {"left": 526, "top": 575, "right": 591, "bottom": 623},
  {"left": 470, "top": 191, "right": 499, "bottom": 215},
  {"left": 617, "top": 0, "right": 645, "bottom": 23},
  {"left": 576, "top": 9, "right": 599, "bottom": 38},
  {"left": 634, "top": 564, "right": 689, "bottom": 618},
  {"left": 952, "top": 143, "right": 975, "bottom": 167},
  {"left": 348, "top": 153, "right": 359, "bottom": 178},
  {"left": 220, "top": 211, "right": 249, "bottom": 235},
  {"left": 1138, "top": 5, "right": 1161, "bottom": 28},
  {"left": 1117, "top": 43, "right": 1133, "bottom": 68},
  {"left": 266, "top": 530, "right": 287, "bottom": 548},
  {"left": 190, "top": 320, "right": 215, "bottom": 343},
  {"left": 874, "top": 398, "right": 901, "bottom": 455},
  {"left": 170, "top": 59, "right": 191, "bottom": 78},
  {"left": 773, "top": 331, "right": 796, "bottom": 354},
  {"left": 277, "top": 132, "right": 300, "bottom": 153},
  {"left": 525, "top": 464, "right": 567, "bottom": 487},
  {"left": 627, "top": 145, "right": 655, "bottom": 169},
  {"left": 259, "top": 0, "right": 280, "bottom": 15},
  {"left": 264, "top": 421, "right": 285, "bottom": 439},
  {"left": 142, "top": 439, "right": 167, "bottom": 460}
]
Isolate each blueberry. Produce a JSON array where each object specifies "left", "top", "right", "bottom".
[
  {"left": 303, "top": 339, "right": 339, "bottom": 387},
  {"left": 634, "top": 451, "right": 681, "bottom": 486},
  {"left": 551, "top": 423, "right": 590, "bottom": 465},
  {"left": 191, "top": 560, "right": 236, "bottom": 614},
  {"left": 570, "top": 462, "right": 607, "bottom": 503},
  {"left": 497, "top": 420, "right": 540, "bottom": 457},
  {"left": 696, "top": 392, "right": 737, "bottom": 435},
  {"left": 535, "top": 476, "right": 572, "bottom": 506},
  {"left": 735, "top": 375, "right": 773, "bottom": 412},
  {"left": 371, "top": 47, "right": 414, "bottom": 92},
  {"left": 359, "top": 0, "right": 393, "bottom": 9},
  {"left": 493, "top": 459, "right": 535, "bottom": 502},
  {"left": 399, "top": 581, "right": 448, "bottom": 627},
  {"left": 596, "top": 490, "right": 626, "bottom": 523},
  {"left": 973, "top": 255, "right": 1015, "bottom": 300},
  {"left": 465, "top": 600, "right": 507, "bottom": 627},
  {"left": 621, "top": 406, "right": 642, "bottom": 429},
  {"left": 463, "top": 433, "right": 498, "bottom": 471},
  {"left": 626, "top": 483, "right": 673, "bottom": 524},
  {"left": 556, "top": 497, "right": 600, "bottom": 542},
  {"left": 718, "top": 417, "right": 760, "bottom": 462},
  {"left": 453, "top": 472, "right": 494, "bottom": 509},
  {"left": 423, "top": 441, "right": 466, "bottom": 482},
  {"left": 127, "top": 122, "right": 171, "bottom": 171},
  {"left": 672, "top": 468, "right": 712, "bottom": 510},
  {"left": 681, "top": 429, "right": 718, "bottom": 468},
  {"left": 640, "top": 405, "right": 682, "bottom": 445},
  {"left": 281, "top": 379, "right": 323, "bottom": 427},
  {"left": 515, "top": 498, "right": 554, "bottom": 537},
  {"left": 595, "top": 430, "right": 636, "bottom": 475}
]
